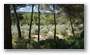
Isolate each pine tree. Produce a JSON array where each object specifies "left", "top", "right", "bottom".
[{"left": 4, "top": 4, "right": 12, "bottom": 49}]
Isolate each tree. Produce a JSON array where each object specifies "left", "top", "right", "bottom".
[
  {"left": 12, "top": 4, "right": 22, "bottom": 38},
  {"left": 60, "top": 4, "right": 84, "bottom": 37},
  {"left": 4, "top": 4, "right": 12, "bottom": 49},
  {"left": 53, "top": 4, "right": 57, "bottom": 48},
  {"left": 69, "top": 12, "right": 75, "bottom": 37},
  {"left": 28, "top": 4, "right": 34, "bottom": 40},
  {"left": 56, "top": 4, "right": 81, "bottom": 37},
  {"left": 38, "top": 4, "right": 40, "bottom": 48}
]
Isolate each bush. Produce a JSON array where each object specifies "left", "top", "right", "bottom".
[
  {"left": 66, "top": 31, "right": 84, "bottom": 49},
  {"left": 40, "top": 27, "right": 48, "bottom": 35},
  {"left": 50, "top": 25, "right": 55, "bottom": 32},
  {"left": 40, "top": 25, "right": 44, "bottom": 29},
  {"left": 11, "top": 25, "right": 18, "bottom": 36},
  {"left": 39, "top": 38, "right": 70, "bottom": 49},
  {"left": 13, "top": 37, "right": 28, "bottom": 49},
  {"left": 47, "top": 25, "right": 53, "bottom": 30},
  {"left": 31, "top": 29, "right": 35, "bottom": 35},
  {"left": 32, "top": 26, "right": 38, "bottom": 35},
  {"left": 79, "top": 24, "right": 84, "bottom": 31},
  {"left": 46, "top": 34, "right": 54, "bottom": 39},
  {"left": 12, "top": 37, "right": 38, "bottom": 49},
  {"left": 56, "top": 24, "right": 67, "bottom": 36}
]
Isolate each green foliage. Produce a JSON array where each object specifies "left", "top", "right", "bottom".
[
  {"left": 12, "top": 37, "right": 38, "bottom": 49},
  {"left": 40, "top": 27, "right": 48, "bottom": 35},
  {"left": 39, "top": 38, "right": 70, "bottom": 49},
  {"left": 13, "top": 37, "right": 28, "bottom": 49},
  {"left": 12, "top": 30, "right": 84, "bottom": 49},
  {"left": 79, "top": 24, "right": 84, "bottom": 31},
  {"left": 11, "top": 5, "right": 84, "bottom": 49},
  {"left": 11, "top": 4, "right": 84, "bottom": 49},
  {"left": 66, "top": 31, "right": 84, "bottom": 49},
  {"left": 31, "top": 25, "right": 38, "bottom": 35},
  {"left": 56, "top": 24, "right": 68, "bottom": 36},
  {"left": 50, "top": 25, "right": 54, "bottom": 32}
]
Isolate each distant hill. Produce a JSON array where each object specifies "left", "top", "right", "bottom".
[{"left": 11, "top": 12, "right": 53, "bottom": 15}]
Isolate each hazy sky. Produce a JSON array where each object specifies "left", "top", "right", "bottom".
[
  {"left": 16, "top": 5, "right": 38, "bottom": 12},
  {"left": 14, "top": 4, "right": 60, "bottom": 13}
]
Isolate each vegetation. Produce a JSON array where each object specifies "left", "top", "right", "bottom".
[
  {"left": 12, "top": 31, "right": 84, "bottom": 49},
  {"left": 5, "top": 4, "right": 84, "bottom": 49}
]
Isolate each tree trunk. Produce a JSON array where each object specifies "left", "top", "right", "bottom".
[
  {"left": 68, "top": 13, "right": 75, "bottom": 37},
  {"left": 53, "top": 4, "right": 57, "bottom": 48},
  {"left": 12, "top": 4, "right": 22, "bottom": 38},
  {"left": 28, "top": 4, "right": 34, "bottom": 40},
  {"left": 38, "top": 4, "right": 40, "bottom": 48},
  {"left": 53, "top": 4, "right": 56, "bottom": 41},
  {"left": 4, "top": 4, "right": 12, "bottom": 49}
]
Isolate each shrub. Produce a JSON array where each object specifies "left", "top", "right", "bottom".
[
  {"left": 56, "top": 24, "right": 67, "bottom": 36},
  {"left": 79, "top": 24, "right": 83, "bottom": 31},
  {"left": 32, "top": 26, "right": 38, "bottom": 35},
  {"left": 50, "top": 25, "right": 55, "bottom": 32},
  {"left": 40, "top": 25, "right": 44, "bottom": 29},
  {"left": 31, "top": 29, "right": 35, "bottom": 35},
  {"left": 11, "top": 25, "right": 18, "bottom": 35},
  {"left": 12, "top": 37, "right": 38, "bottom": 49},
  {"left": 46, "top": 34, "right": 54, "bottom": 39},
  {"left": 40, "top": 27, "right": 48, "bottom": 35},
  {"left": 32, "top": 25, "right": 37, "bottom": 28},
  {"left": 13, "top": 37, "right": 28, "bottom": 49},
  {"left": 66, "top": 31, "right": 84, "bottom": 49},
  {"left": 47, "top": 25, "right": 53, "bottom": 30}
]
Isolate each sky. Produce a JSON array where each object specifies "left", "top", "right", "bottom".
[
  {"left": 15, "top": 4, "right": 60, "bottom": 13},
  {"left": 16, "top": 5, "right": 38, "bottom": 12}
]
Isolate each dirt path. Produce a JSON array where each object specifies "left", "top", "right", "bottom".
[{"left": 31, "top": 31, "right": 64, "bottom": 42}]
